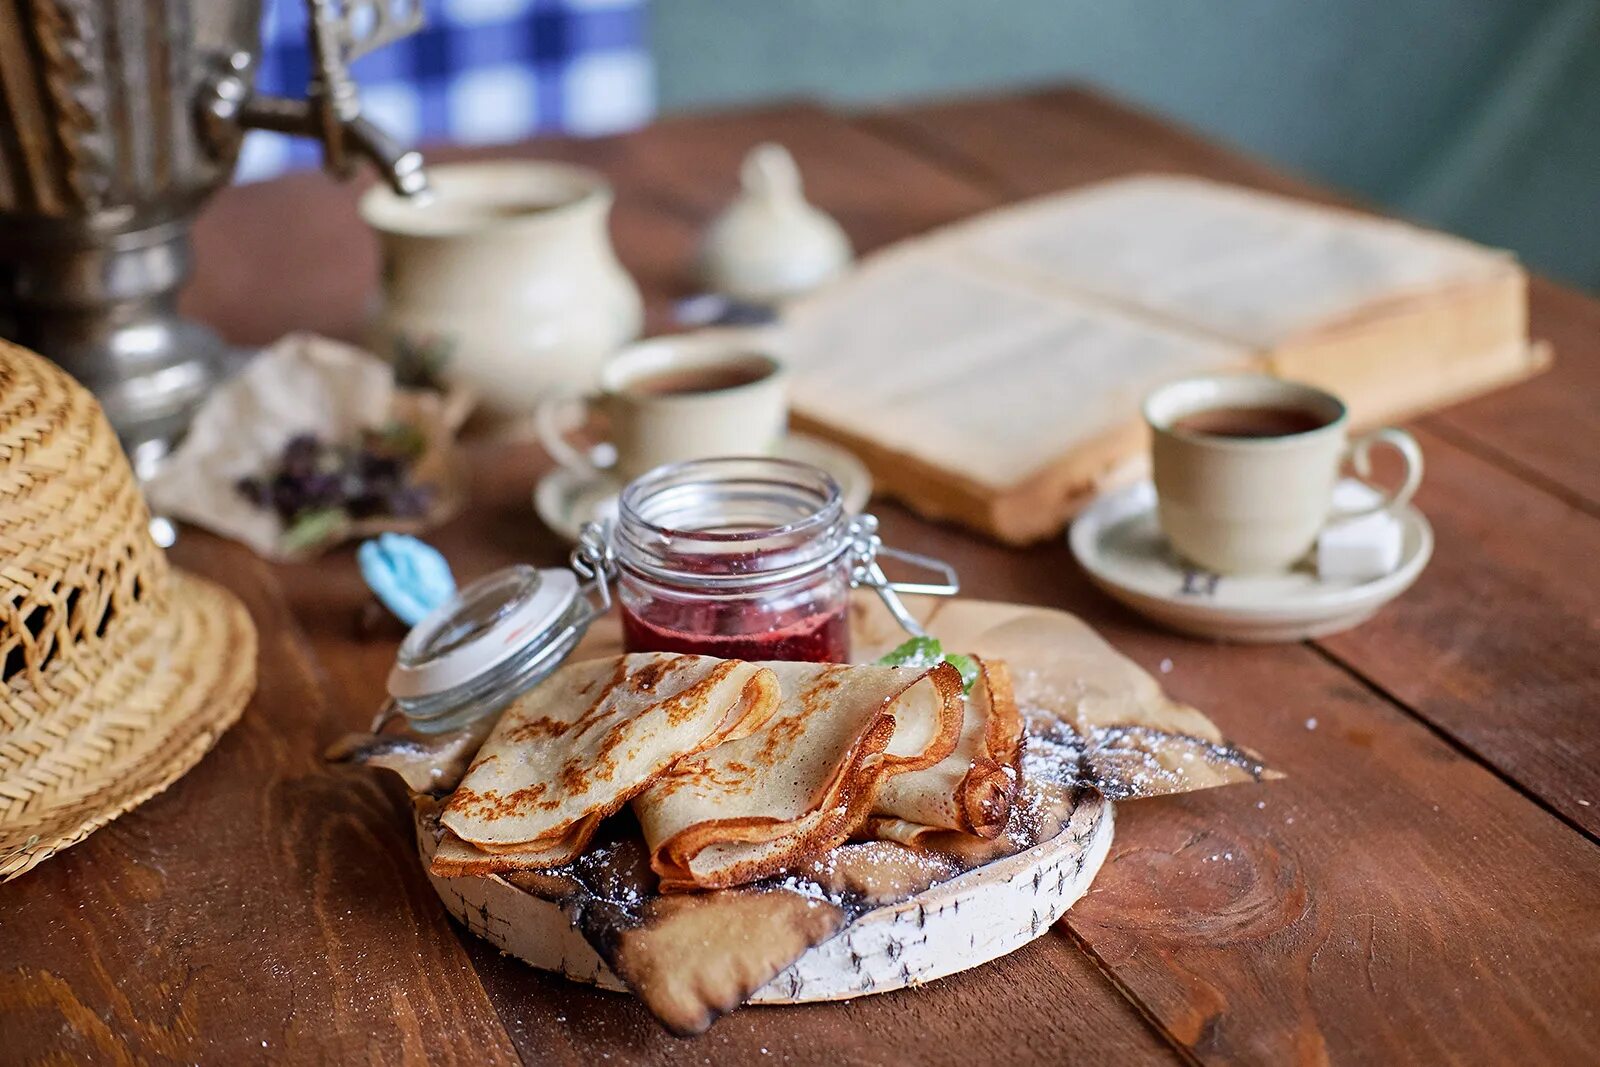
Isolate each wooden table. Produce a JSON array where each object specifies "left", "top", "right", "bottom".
[{"left": 5, "top": 88, "right": 1598, "bottom": 1066}]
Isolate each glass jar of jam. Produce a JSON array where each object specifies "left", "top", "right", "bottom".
[
  {"left": 614, "top": 457, "right": 854, "bottom": 662},
  {"left": 371, "top": 462, "right": 955, "bottom": 733}
]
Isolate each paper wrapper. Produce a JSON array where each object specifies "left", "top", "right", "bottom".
[
  {"left": 145, "top": 333, "right": 467, "bottom": 561},
  {"left": 333, "top": 595, "right": 1279, "bottom": 1035},
  {"left": 970, "top": 612, "right": 1274, "bottom": 799}
]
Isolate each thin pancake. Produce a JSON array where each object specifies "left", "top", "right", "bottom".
[
  {"left": 440, "top": 654, "right": 780, "bottom": 863},
  {"left": 635, "top": 661, "right": 963, "bottom": 892},
  {"left": 865, "top": 657, "right": 1023, "bottom": 842},
  {"left": 429, "top": 820, "right": 600, "bottom": 876}
]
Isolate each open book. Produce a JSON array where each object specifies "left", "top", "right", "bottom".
[{"left": 779, "top": 175, "right": 1543, "bottom": 544}]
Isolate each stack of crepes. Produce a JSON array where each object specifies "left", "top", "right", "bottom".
[{"left": 431, "top": 652, "right": 1023, "bottom": 891}]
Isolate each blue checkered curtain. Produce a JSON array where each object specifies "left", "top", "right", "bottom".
[{"left": 236, "top": 0, "right": 655, "bottom": 182}]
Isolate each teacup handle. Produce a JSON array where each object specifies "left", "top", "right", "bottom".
[
  {"left": 535, "top": 391, "right": 615, "bottom": 475},
  {"left": 1331, "top": 427, "right": 1424, "bottom": 523}
]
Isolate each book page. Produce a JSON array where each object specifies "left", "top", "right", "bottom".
[
  {"left": 953, "top": 176, "right": 1514, "bottom": 348},
  {"left": 782, "top": 251, "right": 1245, "bottom": 488}
]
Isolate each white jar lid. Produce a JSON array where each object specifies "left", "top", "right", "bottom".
[{"left": 387, "top": 565, "right": 579, "bottom": 701}]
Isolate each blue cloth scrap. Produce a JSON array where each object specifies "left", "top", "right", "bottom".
[
  {"left": 358, "top": 533, "right": 457, "bottom": 626},
  {"left": 237, "top": 0, "right": 655, "bottom": 183}
]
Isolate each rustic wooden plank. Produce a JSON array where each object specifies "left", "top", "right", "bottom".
[
  {"left": 1068, "top": 674, "right": 1600, "bottom": 1065},
  {"left": 865, "top": 504, "right": 1600, "bottom": 1065},
  {"left": 1315, "top": 427, "right": 1600, "bottom": 837},
  {"left": 1426, "top": 279, "right": 1600, "bottom": 513},
  {"left": 0, "top": 535, "right": 521, "bottom": 1064},
  {"left": 462, "top": 917, "right": 1183, "bottom": 1067},
  {"left": 865, "top": 87, "right": 1600, "bottom": 512},
  {"left": 149, "top": 91, "right": 1600, "bottom": 1065},
  {"left": 181, "top": 110, "right": 1184, "bottom": 1067},
  {"left": 293, "top": 421, "right": 1600, "bottom": 1064},
  {"left": 859, "top": 87, "right": 1335, "bottom": 207},
  {"left": 856, "top": 89, "right": 1600, "bottom": 832}
]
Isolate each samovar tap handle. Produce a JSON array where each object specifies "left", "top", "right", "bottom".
[
  {"left": 196, "top": 0, "right": 429, "bottom": 199},
  {"left": 224, "top": 93, "right": 427, "bottom": 199}
]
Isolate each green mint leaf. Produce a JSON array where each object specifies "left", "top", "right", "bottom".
[
  {"left": 878, "top": 638, "right": 978, "bottom": 693},
  {"left": 877, "top": 636, "right": 945, "bottom": 669}
]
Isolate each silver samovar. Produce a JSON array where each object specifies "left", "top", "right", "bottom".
[{"left": 0, "top": 0, "right": 429, "bottom": 461}]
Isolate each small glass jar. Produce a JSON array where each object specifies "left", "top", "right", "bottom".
[
  {"left": 374, "top": 464, "right": 956, "bottom": 734},
  {"left": 614, "top": 457, "right": 853, "bottom": 662}
]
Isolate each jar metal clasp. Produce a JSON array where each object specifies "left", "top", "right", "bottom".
[
  {"left": 569, "top": 521, "right": 618, "bottom": 616},
  {"left": 846, "top": 514, "right": 960, "bottom": 638}
]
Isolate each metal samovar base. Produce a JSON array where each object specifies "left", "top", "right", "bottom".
[{"left": 0, "top": 219, "right": 230, "bottom": 462}]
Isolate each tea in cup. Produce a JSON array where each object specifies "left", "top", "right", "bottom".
[
  {"left": 1143, "top": 375, "right": 1423, "bottom": 575},
  {"left": 536, "top": 332, "right": 788, "bottom": 483}
]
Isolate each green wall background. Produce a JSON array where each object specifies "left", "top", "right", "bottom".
[{"left": 650, "top": 0, "right": 1600, "bottom": 291}]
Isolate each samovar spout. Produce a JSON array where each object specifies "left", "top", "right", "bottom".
[
  {"left": 344, "top": 116, "right": 430, "bottom": 199},
  {"left": 230, "top": 94, "right": 430, "bottom": 199}
]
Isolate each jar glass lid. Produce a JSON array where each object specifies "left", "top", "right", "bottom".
[{"left": 388, "top": 564, "right": 579, "bottom": 700}]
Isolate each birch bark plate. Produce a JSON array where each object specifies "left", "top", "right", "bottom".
[
  {"left": 418, "top": 792, "right": 1109, "bottom": 1002},
  {"left": 418, "top": 594, "right": 1119, "bottom": 1004}
]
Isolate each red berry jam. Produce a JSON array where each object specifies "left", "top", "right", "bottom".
[
  {"left": 620, "top": 599, "right": 850, "bottom": 662},
  {"left": 614, "top": 458, "right": 854, "bottom": 666}
]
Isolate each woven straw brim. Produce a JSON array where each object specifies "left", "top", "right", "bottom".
[{"left": 0, "top": 569, "right": 256, "bottom": 882}]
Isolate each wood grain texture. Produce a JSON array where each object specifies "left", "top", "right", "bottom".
[
  {"left": 0, "top": 535, "right": 521, "bottom": 1066},
  {"left": 1426, "top": 279, "right": 1600, "bottom": 512},
  {"left": 225, "top": 92, "right": 1600, "bottom": 1065},
  {"left": 1070, "top": 681, "right": 1600, "bottom": 1066},
  {"left": 462, "top": 925, "right": 1180, "bottom": 1067},
  {"left": 865, "top": 507, "right": 1600, "bottom": 1065},
  {"left": 6, "top": 89, "right": 1596, "bottom": 1066},
  {"left": 1316, "top": 427, "right": 1600, "bottom": 838}
]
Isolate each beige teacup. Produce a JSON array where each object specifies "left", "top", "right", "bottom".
[
  {"left": 536, "top": 332, "right": 788, "bottom": 483},
  {"left": 1144, "top": 376, "right": 1423, "bottom": 575}
]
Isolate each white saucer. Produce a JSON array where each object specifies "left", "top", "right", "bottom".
[
  {"left": 534, "top": 434, "right": 874, "bottom": 544},
  {"left": 1068, "top": 480, "right": 1433, "bottom": 643}
]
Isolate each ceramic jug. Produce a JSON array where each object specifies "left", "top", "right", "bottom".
[{"left": 362, "top": 161, "right": 642, "bottom": 415}]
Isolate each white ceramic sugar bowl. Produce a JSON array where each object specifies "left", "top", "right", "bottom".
[
  {"left": 362, "top": 161, "right": 643, "bottom": 417},
  {"left": 701, "top": 143, "right": 853, "bottom": 305}
]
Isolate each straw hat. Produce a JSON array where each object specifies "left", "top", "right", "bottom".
[{"left": 0, "top": 340, "right": 256, "bottom": 881}]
